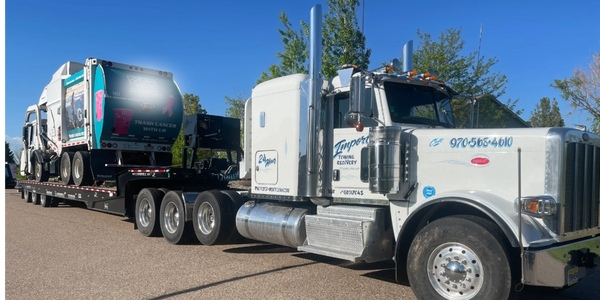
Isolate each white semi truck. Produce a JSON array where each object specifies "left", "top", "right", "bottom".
[
  {"left": 17, "top": 4, "right": 599, "bottom": 300},
  {"left": 20, "top": 59, "right": 183, "bottom": 185}
]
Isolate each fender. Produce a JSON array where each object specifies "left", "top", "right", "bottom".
[{"left": 32, "top": 150, "right": 45, "bottom": 165}]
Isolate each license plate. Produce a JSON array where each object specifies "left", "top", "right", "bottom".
[{"left": 567, "top": 267, "right": 579, "bottom": 286}]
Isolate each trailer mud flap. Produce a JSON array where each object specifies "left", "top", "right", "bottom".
[{"left": 90, "top": 150, "right": 116, "bottom": 180}]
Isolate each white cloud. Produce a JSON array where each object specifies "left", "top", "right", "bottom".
[{"left": 5, "top": 135, "right": 23, "bottom": 151}]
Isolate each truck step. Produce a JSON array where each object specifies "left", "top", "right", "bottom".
[{"left": 298, "top": 205, "right": 393, "bottom": 263}]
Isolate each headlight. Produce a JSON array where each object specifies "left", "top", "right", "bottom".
[{"left": 514, "top": 196, "right": 557, "bottom": 218}]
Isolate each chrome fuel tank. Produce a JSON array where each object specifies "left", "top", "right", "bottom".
[{"left": 236, "top": 201, "right": 315, "bottom": 248}]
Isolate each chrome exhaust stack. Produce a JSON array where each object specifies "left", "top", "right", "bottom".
[
  {"left": 304, "top": 4, "right": 323, "bottom": 197},
  {"left": 402, "top": 40, "right": 413, "bottom": 73}
]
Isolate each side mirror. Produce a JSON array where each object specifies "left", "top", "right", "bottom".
[{"left": 345, "top": 74, "right": 367, "bottom": 131}]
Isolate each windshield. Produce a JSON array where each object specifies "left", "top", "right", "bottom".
[{"left": 384, "top": 81, "right": 454, "bottom": 127}]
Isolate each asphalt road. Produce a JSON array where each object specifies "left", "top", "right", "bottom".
[{"left": 5, "top": 189, "right": 600, "bottom": 300}]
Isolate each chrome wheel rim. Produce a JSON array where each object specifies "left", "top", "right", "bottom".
[
  {"left": 73, "top": 158, "right": 82, "bottom": 180},
  {"left": 427, "top": 242, "right": 484, "bottom": 299},
  {"left": 163, "top": 202, "right": 179, "bottom": 234},
  {"left": 197, "top": 202, "right": 215, "bottom": 235},
  {"left": 138, "top": 198, "right": 152, "bottom": 228},
  {"left": 61, "top": 158, "right": 70, "bottom": 179},
  {"left": 35, "top": 161, "right": 42, "bottom": 180},
  {"left": 40, "top": 195, "right": 46, "bottom": 206}
]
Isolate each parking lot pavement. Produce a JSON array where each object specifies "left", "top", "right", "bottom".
[{"left": 5, "top": 189, "right": 599, "bottom": 299}]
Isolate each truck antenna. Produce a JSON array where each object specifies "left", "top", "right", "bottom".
[{"left": 475, "top": 23, "right": 483, "bottom": 128}]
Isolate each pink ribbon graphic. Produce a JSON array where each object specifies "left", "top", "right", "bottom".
[{"left": 162, "top": 95, "right": 175, "bottom": 117}]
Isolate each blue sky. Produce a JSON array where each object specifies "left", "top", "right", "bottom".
[{"left": 4, "top": 0, "right": 600, "bottom": 152}]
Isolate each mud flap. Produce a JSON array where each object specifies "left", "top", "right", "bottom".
[{"left": 90, "top": 149, "right": 116, "bottom": 180}]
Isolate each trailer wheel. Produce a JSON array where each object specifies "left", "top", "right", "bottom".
[
  {"left": 159, "top": 191, "right": 194, "bottom": 244},
  {"left": 136, "top": 188, "right": 165, "bottom": 237},
  {"left": 32, "top": 193, "right": 41, "bottom": 205},
  {"left": 193, "top": 190, "right": 234, "bottom": 245},
  {"left": 40, "top": 194, "right": 52, "bottom": 208},
  {"left": 25, "top": 190, "right": 32, "bottom": 203},
  {"left": 73, "top": 151, "right": 93, "bottom": 186},
  {"left": 407, "top": 215, "right": 516, "bottom": 300},
  {"left": 219, "top": 190, "right": 245, "bottom": 243},
  {"left": 61, "top": 152, "right": 75, "bottom": 185},
  {"left": 34, "top": 156, "right": 49, "bottom": 182},
  {"left": 21, "top": 189, "right": 25, "bottom": 199}
]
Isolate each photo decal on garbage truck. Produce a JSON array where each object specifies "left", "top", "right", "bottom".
[{"left": 64, "top": 70, "right": 85, "bottom": 139}]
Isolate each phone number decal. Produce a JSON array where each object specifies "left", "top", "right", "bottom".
[{"left": 449, "top": 137, "right": 513, "bottom": 148}]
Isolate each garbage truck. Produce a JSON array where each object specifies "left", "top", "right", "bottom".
[{"left": 20, "top": 58, "right": 183, "bottom": 185}]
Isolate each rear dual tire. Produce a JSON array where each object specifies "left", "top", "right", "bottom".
[
  {"left": 136, "top": 188, "right": 166, "bottom": 237},
  {"left": 61, "top": 151, "right": 93, "bottom": 186},
  {"left": 193, "top": 190, "right": 241, "bottom": 245},
  {"left": 160, "top": 191, "right": 194, "bottom": 245}
]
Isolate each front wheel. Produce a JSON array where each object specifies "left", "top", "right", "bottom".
[
  {"left": 34, "top": 156, "right": 49, "bottom": 182},
  {"left": 407, "top": 215, "right": 517, "bottom": 300}
]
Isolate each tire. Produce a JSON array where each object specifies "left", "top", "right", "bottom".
[
  {"left": 61, "top": 152, "right": 75, "bottom": 185},
  {"left": 32, "top": 193, "right": 41, "bottom": 205},
  {"left": 40, "top": 194, "right": 52, "bottom": 207},
  {"left": 21, "top": 189, "right": 25, "bottom": 199},
  {"left": 159, "top": 191, "right": 194, "bottom": 244},
  {"left": 135, "top": 188, "right": 166, "bottom": 237},
  {"left": 25, "top": 190, "right": 32, "bottom": 203},
  {"left": 193, "top": 190, "right": 234, "bottom": 245},
  {"left": 407, "top": 215, "right": 517, "bottom": 300},
  {"left": 34, "top": 155, "right": 49, "bottom": 182},
  {"left": 219, "top": 190, "right": 245, "bottom": 243},
  {"left": 72, "top": 151, "right": 93, "bottom": 186}
]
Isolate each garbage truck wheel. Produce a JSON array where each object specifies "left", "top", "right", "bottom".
[
  {"left": 72, "top": 151, "right": 93, "bottom": 186},
  {"left": 61, "top": 152, "right": 75, "bottom": 185},
  {"left": 35, "top": 156, "right": 49, "bottom": 183}
]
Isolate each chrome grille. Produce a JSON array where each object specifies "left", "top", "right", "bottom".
[{"left": 563, "top": 142, "right": 600, "bottom": 232}]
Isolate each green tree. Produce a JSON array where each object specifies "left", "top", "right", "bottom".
[
  {"left": 321, "top": 0, "right": 370, "bottom": 78},
  {"left": 5, "top": 142, "right": 16, "bottom": 164},
  {"left": 551, "top": 51, "right": 600, "bottom": 134},
  {"left": 257, "top": 12, "right": 309, "bottom": 84},
  {"left": 411, "top": 28, "right": 521, "bottom": 128},
  {"left": 529, "top": 97, "right": 565, "bottom": 127},
  {"left": 224, "top": 92, "right": 246, "bottom": 147},
  {"left": 257, "top": 0, "right": 370, "bottom": 83},
  {"left": 171, "top": 93, "right": 207, "bottom": 167}
]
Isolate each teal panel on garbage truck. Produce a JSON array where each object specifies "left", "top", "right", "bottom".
[{"left": 92, "top": 65, "right": 183, "bottom": 147}]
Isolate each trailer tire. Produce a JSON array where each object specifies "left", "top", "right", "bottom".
[
  {"left": 40, "top": 194, "right": 52, "bottom": 207},
  {"left": 219, "top": 190, "right": 245, "bottom": 243},
  {"left": 193, "top": 190, "right": 234, "bottom": 245},
  {"left": 32, "top": 193, "right": 41, "bottom": 205},
  {"left": 159, "top": 191, "right": 194, "bottom": 244},
  {"left": 34, "top": 156, "right": 49, "bottom": 182},
  {"left": 21, "top": 189, "right": 25, "bottom": 199},
  {"left": 407, "top": 215, "right": 517, "bottom": 300},
  {"left": 61, "top": 152, "right": 75, "bottom": 185},
  {"left": 73, "top": 151, "right": 93, "bottom": 186},
  {"left": 25, "top": 190, "right": 32, "bottom": 203},
  {"left": 136, "top": 188, "right": 165, "bottom": 237}
]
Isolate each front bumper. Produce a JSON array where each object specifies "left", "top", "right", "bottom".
[{"left": 523, "top": 236, "right": 600, "bottom": 287}]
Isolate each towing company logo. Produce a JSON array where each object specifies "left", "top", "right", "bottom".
[
  {"left": 258, "top": 153, "right": 277, "bottom": 168},
  {"left": 429, "top": 138, "right": 444, "bottom": 147},
  {"left": 333, "top": 135, "right": 369, "bottom": 159}
]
